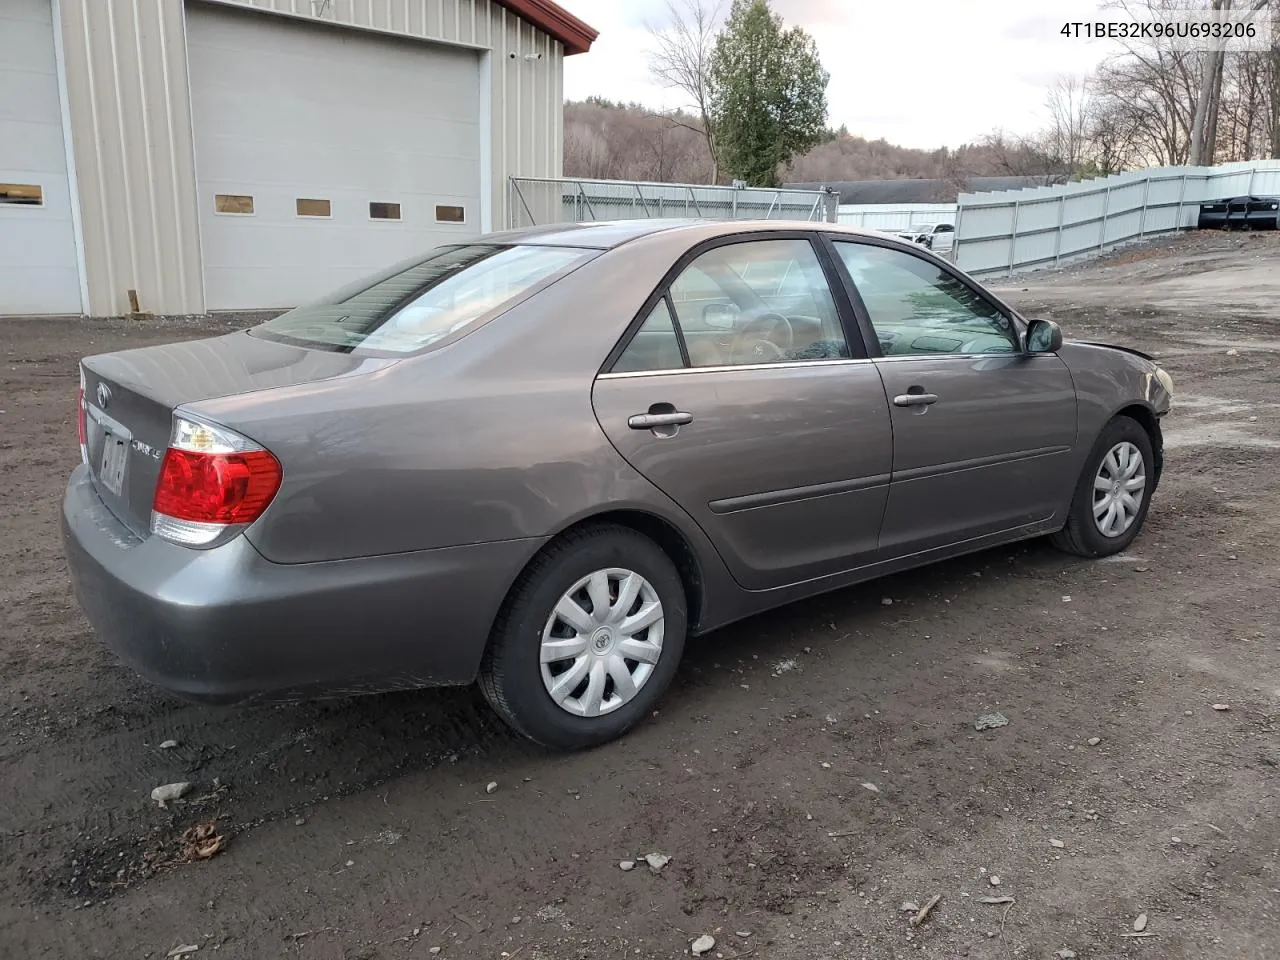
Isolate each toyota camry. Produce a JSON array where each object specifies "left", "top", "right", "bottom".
[{"left": 62, "top": 219, "right": 1173, "bottom": 749}]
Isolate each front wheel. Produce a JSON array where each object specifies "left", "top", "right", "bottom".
[
  {"left": 1051, "top": 415, "right": 1155, "bottom": 558},
  {"left": 478, "top": 525, "right": 687, "bottom": 750}
]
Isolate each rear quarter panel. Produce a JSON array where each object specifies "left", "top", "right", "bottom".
[{"left": 186, "top": 232, "right": 738, "bottom": 609}]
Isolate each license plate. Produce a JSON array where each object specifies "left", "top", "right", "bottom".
[{"left": 99, "top": 434, "right": 128, "bottom": 497}]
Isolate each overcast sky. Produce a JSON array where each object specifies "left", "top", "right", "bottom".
[{"left": 556, "top": 0, "right": 1121, "bottom": 149}]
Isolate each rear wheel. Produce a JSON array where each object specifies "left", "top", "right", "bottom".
[
  {"left": 478, "top": 525, "right": 687, "bottom": 750},
  {"left": 1051, "top": 415, "right": 1154, "bottom": 558}
]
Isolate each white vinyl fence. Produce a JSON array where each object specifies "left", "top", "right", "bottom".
[
  {"left": 837, "top": 203, "right": 957, "bottom": 231},
  {"left": 954, "top": 160, "right": 1280, "bottom": 277},
  {"left": 508, "top": 177, "right": 837, "bottom": 228}
]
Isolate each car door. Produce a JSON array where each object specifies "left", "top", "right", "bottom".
[
  {"left": 593, "top": 235, "right": 893, "bottom": 591},
  {"left": 825, "top": 236, "right": 1077, "bottom": 554},
  {"left": 931, "top": 224, "right": 955, "bottom": 254}
]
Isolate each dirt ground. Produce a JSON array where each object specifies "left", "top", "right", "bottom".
[{"left": 2, "top": 230, "right": 1279, "bottom": 960}]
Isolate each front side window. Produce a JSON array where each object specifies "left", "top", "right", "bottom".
[
  {"left": 251, "top": 244, "right": 593, "bottom": 354},
  {"left": 833, "top": 242, "right": 1017, "bottom": 357},
  {"left": 666, "top": 239, "right": 850, "bottom": 368}
]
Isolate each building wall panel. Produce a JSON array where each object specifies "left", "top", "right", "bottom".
[
  {"left": 58, "top": 0, "right": 205, "bottom": 315},
  {"left": 212, "top": 0, "right": 565, "bottom": 235},
  {"left": 57, "top": 0, "right": 567, "bottom": 315},
  {"left": 0, "top": 0, "right": 83, "bottom": 314}
]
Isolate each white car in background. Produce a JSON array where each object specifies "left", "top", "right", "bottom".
[{"left": 895, "top": 223, "right": 955, "bottom": 254}]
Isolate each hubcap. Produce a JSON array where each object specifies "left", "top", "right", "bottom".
[
  {"left": 540, "top": 568, "right": 665, "bottom": 718},
  {"left": 1092, "top": 441, "right": 1146, "bottom": 538}
]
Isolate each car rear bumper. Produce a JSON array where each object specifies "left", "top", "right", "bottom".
[{"left": 61, "top": 464, "right": 543, "bottom": 703}]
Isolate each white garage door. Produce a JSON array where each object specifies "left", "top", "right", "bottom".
[
  {"left": 186, "top": 3, "right": 483, "bottom": 312},
  {"left": 0, "top": 0, "right": 82, "bottom": 315}
]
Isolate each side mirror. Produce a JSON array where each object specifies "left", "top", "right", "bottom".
[{"left": 1026, "top": 318, "right": 1063, "bottom": 354}]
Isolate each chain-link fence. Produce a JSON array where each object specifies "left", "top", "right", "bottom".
[{"left": 508, "top": 177, "right": 837, "bottom": 229}]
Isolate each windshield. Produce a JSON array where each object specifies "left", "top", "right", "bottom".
[{"left": 250, "top": 244, "right": 594, "bottom": 354}]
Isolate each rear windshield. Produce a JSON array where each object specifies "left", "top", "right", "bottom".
[{"left": 250, "top": 244, "right": 593, "bottom": 354}]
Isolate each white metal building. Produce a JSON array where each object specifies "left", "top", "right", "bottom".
[{"left": 0, "top": 0, "right": 596, "bottom": 316}]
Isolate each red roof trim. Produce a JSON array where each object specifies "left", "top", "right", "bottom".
[{"left": 495, "top": 0, "right": 598, "bottom": 55}]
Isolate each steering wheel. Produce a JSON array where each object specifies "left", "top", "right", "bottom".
[{"left": 730, "top": 312, "right": 793, "bottom": 365}]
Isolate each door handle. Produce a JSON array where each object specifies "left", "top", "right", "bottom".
[
  {"left": 893, "top": 392, "right": 939, "bottom": 407},
  {"left": 628, "top": 411, "right": 694, "bottom": 429}
]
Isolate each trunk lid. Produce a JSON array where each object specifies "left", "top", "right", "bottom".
[{"left": 81, "top": 331, "right": 394, "bottom": 536}]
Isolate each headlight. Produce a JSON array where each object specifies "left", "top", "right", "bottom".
[{"left": 1154, "top": 366, "right": 1174, "bottom": 397}]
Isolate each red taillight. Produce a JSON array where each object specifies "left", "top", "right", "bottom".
[
  {"left": 153, "top": 448, "right": 282, "bottom": 524},
  {"left": 150, "top": 415, "right": 282, "bottom": 546}
]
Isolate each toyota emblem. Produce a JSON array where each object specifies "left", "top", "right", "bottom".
[{"left": 96, "top": 382, "right": 111, "bottom": 409}]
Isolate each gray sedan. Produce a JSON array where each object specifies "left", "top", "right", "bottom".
[{"left": 62, "top": 219, "right": 1173, "bottom": 749}]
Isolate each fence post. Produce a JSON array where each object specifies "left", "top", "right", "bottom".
[
  {"left": 511, "top": 178, "right": 535, "bottom": 228},
  {"left": 634, "top": 183, "right": 652, "bottom": 218},
  {"left": 577, "top": 181, "right": 597, "bottom": 221},
  {"left": 1175, "top": 171, "right": 1188, "bottom": 231},
  {"left": 952, "top": 201, "right": 965, "bottom": 266},
  {"left": 687, "top": 186, "right": 704, "bottom": 218},
  {"left": 1138, "top": 174, "right": 1151, "bottom": 238},
  {"left": 1099, "top": 184, "right": 1112, "bottom": 252},
  {"left": 1007, "top": 201, "right": 1020, "bottom": 277},
  {"left": 1053, "top": 193, "right": 1066, "bottom": 264}
]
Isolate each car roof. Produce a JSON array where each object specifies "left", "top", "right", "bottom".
[{"left": 482, "top": 218, "right": 894, "bottom": 251}]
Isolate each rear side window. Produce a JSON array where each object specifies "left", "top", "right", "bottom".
[
  {"left": 251, "top": 244, "right": 593, "bottom": 354},
  {"left": 610, "top": 238, "right": 851, "bottom": 372},
  {"left": 613, "top": 300, "right": 684, "bottom": 373}
]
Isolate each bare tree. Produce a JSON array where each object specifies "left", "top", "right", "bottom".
[
  {"left": 1087, "top": 97, "right": 1144, "bottom": 172},
  {"left": 1094, "top": 0, "right": 1209, "bottom": 164},
  {"left": 647, "top": 0, "right": 723, "bottom": 181},
  {"left": 978, "top": 129, "right": 1073, "bottom": 183},
  {"left": 564, "top": 101, "right": 712, "bottom": 183},
  {"left": 1270, "top": 3, "right": 1280, "bottom": 155},
  {"left": 1187, "top": 0, "right": 1272, "bottom": 163},
  {"left": 1046, "top": 75, "right": 1093, "bottom": 174},
  {"left": 1217, "top": 48, "right": 1272, "bottom": 158},
  {"left": 1189, "top": 0, "right": 1230, "bottom": 164},
  {"left": 564, "top": 119, "right": 612, "bottom": 179},
  {"left": 1090, "top": 49, "right": 1200, "bottom": 164}
]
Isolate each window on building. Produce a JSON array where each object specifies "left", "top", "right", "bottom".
[
  {"left": 370, "top": 202, "right": 402, "bottom": 221},
  {"left": 296, "top": 198, "right": 331, "bottom": 218},
  {"left": 215, "top": 194, "right": 254, "bottom": 215},
  {"left": 435, "top": 204, "right": 466, "bottom": 223},
  {"left": 0, "top": 183, "right": 43, "bottom": 206}
]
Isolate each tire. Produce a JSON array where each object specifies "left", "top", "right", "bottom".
[
  {"left": 1051, "top": 415, "right": 1155, "bottom": 558},
  {"left": 478, "top": 524, "right": 687, "bottom": 750}
]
